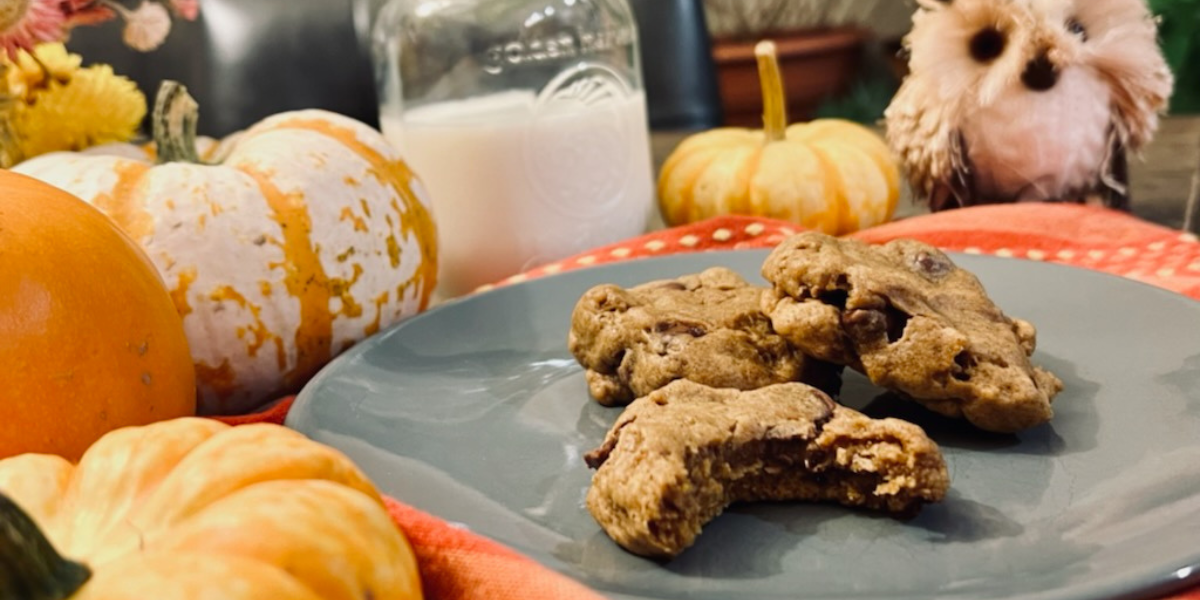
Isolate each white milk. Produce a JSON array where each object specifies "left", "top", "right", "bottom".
[{"left": 382, "top": 89, "right": 653, "bottom": 297}]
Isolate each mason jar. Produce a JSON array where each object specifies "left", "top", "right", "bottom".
[{"left": 372, "top": 0, "right": 654, "bottom": 298}]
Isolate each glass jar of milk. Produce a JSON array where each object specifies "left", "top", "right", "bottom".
[{"left": 372, "top": 0, "right": 654, "bottom": 298}]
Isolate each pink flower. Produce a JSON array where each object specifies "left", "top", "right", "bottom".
[
  {"left": 0, "top": 0, "right": 68, "bottom": 59},
  {"left": 61, "top": 0, "right": 116, "bottom": 28},
  {"left": 168, "top": 0, "right": 196, "bottom": 21},
  {"left": 120, "top": 0, "right": 170, "bottom": 51},
  {"left": 0, "top": 0, "right": 198, "bottom": 59}
]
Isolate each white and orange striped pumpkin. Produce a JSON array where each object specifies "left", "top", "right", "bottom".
[{"left": 14, "top": 83, "right": 438, "bottom": 415}]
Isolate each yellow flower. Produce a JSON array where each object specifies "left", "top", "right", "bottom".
[
  {"left": 3, "top": 42, "right": 79, "bottom": 97},
  {"left": 1, "top": 43, "right": 146, "bottom": 164}
]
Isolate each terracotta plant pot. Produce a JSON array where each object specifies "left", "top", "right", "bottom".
[{"left": 712, "top": 27, "right": 867, "bottom": 127}]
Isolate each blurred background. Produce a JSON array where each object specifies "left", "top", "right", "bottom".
[
  {"left": 62, "top": 0, "right": 1198, "bottom": 229},
  {"left": 64, "top": 0, "right": 1196, "bottom": 136}
]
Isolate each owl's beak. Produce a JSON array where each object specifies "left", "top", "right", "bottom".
[{"left": 1021, "top": 51, "right": 1059, "bottom": 92}]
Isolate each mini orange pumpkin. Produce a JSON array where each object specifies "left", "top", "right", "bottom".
[
  {"left": 0, "top": 418, "right": 422, "bottom": 600},
  {"left": 658, "top": 41, "right": 901, "bottom": 234},
  {"left": 0, "top": 171, "right": 195, "bottom": 461}
]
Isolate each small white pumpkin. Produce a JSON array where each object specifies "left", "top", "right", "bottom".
[{"left": 14, "top": 82, "right": 439, "bottom": 415}]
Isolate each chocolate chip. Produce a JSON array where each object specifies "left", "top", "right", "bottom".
[
  {"left": 912, "top": 251, "right": 953, "bottom": 280},
  {"left": 584, "top": 436, "right": 617, "bottom": 469},
  {"left": 586, "top": 414, "right": 641, "bottom": 469},
  {"left": 584, "top": 445, "right": 611, "bottom": 468},
  {"left": 844, "top": 308, "right": 886, "bottom": 340},
  {"left": 654, "top": 321, "right": 707, "bottom": 337},
  {"left": 845, "top": 303, "right": 910, "bottom": 345}
]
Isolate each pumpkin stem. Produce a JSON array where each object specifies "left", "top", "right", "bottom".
[
  {"left": 153, "top": 80, "right": 203, "bottom": 165},
  {"left": 0, "top": 492, "right": 91, "bottom": 600},
  {"left": 755, "top": 40, "right": 788, "bottom": 142}
]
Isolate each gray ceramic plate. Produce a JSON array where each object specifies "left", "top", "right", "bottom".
[{"left": 286, "top": 250, "right": 1200, "bottom": 600}]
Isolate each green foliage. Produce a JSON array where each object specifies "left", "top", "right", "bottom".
[
  {"left": 814, "top": 76, "right": 898, "bottom": 125},
  {"left": 1150, "top": 0, "right": 1200, "bottom": 113}
]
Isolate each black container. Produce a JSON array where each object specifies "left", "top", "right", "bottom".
[{"left": 628, "top": 0, "right": 722, "bottom": 130}]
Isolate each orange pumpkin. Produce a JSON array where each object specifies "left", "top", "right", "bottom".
[
  {"left": 657, "top": 41, "right": 900, "bottom": 234},
  {"left": 0, "top": 171, "right": 196, "bottom": 461},
  {"left": 0, "top": 418, "right": 422, "bottom": 600}
]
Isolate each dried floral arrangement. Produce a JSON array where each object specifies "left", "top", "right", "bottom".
[{"left": 0, "top": 0, "right": 198, "bottom": 167}]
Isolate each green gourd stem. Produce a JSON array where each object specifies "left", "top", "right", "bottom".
[
  {"left": 153, "top": 80, "right": 202, "bottom": 165},
  {"left": 0, "top": 492, "right": 91, "bottom": 600},
  {"left": 755, "top": 40, "right": 789, "bottom": 142}
]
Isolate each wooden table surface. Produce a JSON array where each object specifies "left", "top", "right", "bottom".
[{"left": 649, "top": 115, "right": 1200, "bottom": 233}]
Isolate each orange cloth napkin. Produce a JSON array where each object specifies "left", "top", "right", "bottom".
[
  {"left": 497, "top": 204, "right": 1200, "bottom": 301},
  {"left": 215, "top": 204, "right": 1200, "bottom": 600}
]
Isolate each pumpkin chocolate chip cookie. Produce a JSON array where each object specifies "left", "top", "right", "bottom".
[
  {"left": 761, "top": 232, "right": 1063, "bottom": 433},
  {"left": 568, "top": 267, "right": 841, "bottom": 407},
  {"left": 584, "top": 380, "right": 950, "bottom": 559}
]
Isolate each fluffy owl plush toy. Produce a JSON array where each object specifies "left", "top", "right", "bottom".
[{"left": 885, "top": 0, "right": 1174, "bottom": 211}]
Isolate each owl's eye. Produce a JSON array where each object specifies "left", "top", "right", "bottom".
[
  {"left": 1066, "top": 17, "right": 1088, "bottom": 41},
  {"left": 969, "top": 27, "right": 1006, "bottom": 63}
]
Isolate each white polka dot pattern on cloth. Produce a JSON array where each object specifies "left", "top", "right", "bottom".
[
  {"left": 862, "top": 213, "right": 1200, "bottom": 300},
  {"left": 473, "top": 211, "right": 1200, "bottom": 302},
  {"left": 480, "top": 215, "right": 801, "bottom": 292}
]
